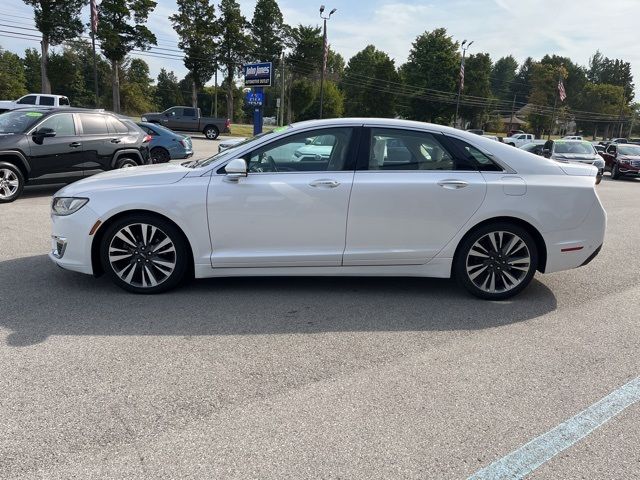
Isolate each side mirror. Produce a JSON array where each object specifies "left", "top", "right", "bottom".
[
  {"left": 224, "top": 158, "right": 247, "bottom": 181},
  {"left": 305, "top": 138, "right": 313, "bottom": 145},
  {"left": 34, "top": 127, "right": 56, "bottom": 138}
]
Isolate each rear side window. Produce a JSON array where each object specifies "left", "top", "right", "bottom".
[
  {"left": 39, "top": 96, "right": 55, "bottom": 106},
  {"left": 59, "top": 97, "right": 70, "bottom": 106},
  {"left": 80, "top": 114, "right": 109, "bottom": 135},
  {"left": 17, "top": 95, "right": 37, "bottom": 105},
  {"left": 444, "top": 137, "right": 502, "bottom": 171},
  {"left": 107, "top": 117, "right": 129, "bottom": 134}
]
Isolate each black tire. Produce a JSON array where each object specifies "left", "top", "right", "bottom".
[
  {"left": 0, "top": 161, "right": 25, "bottom": 203},
  {"left": 203, "top": 125, "right": 219, "bottom": 140},
  {"left": 116, "top": 157, "right": 139, "bottom": 169},
  {"left": 150, "top": 147, "right": 170, "bottom": 164},
  {"left": 611, "top": 163, "right": 621, "bottom": 180},
  {"left": 595, "top": 174, "right": 602, "bottom": 185},
  {"left": 454, "top": 222, "right": 538, "bottom": 300},
  {"left": 508, "top": 142, "right": 516, "bottom": 147},
  {"left": 100, "top": 214, "right": 189, "bottom": 294}
]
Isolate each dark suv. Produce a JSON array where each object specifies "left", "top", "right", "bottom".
[{"left": 0, "top": 108, "right": 150, "bottom": 202}]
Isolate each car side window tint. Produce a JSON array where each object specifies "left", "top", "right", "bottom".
[
  {"left": 80, "top": 114, "right": 109, "bottom": 135},
  {"left": 39, "top": 96, "right": 55, "bottom": 106},
  {"left": 59, "top": 97, "right": 70, "bottom": 106},
  {"left": 368, "top": 129, "right": 465, "bottom": 171},
  {"left": 166, "top": 108, "right": 178, "bottom": 117},
  {"left": 245, "top": 128, "right": 353, "bottom": 173},
  {"left": 37, "top": 113, "right": 76, "bottom": 136},
  {"left": 17, "top": 95, "right": 37, "bottom": 105},
  {"left": 107, "top": 117, "right": 129, "bottom": 134},
  {"left": 183, "top": 108, "right": 197, "bottom": 117},
  {"left": 443, "top": 137, "right": 501, "bottom": 171}
]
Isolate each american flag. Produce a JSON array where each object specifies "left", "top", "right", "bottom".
[
  {"left": 459, "top": 58, "right": 465, "bottom": 91},
  {"left": 558, "top": 79, "right": 567, "bottom": 102},
  {"left": 90, "top": 0, "right": 99, "bottom": 33}
]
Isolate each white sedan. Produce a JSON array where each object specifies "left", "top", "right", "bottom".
[{"left": 49, "top": 118, "right": 606, "bottom": 300}]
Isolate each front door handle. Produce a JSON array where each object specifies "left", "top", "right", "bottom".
[
  {"left": 110, "top": 138, "right": 121, "bottom": 144},
  {"left": 69, "top": 142, "right": 82, "bottom": 148},
  {"left": 437, "top": 179, "right": 469, "bottom": 189},
  {"left": 309, "top": 179, "right": 340, "bottom": 188}
]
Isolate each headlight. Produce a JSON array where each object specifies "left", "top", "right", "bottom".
[
  {"left": 51, "top": 197, "right": 89, "bottom": 216},
  {"left": 141, "top": 116, "right": 147, "bottom": 122}
]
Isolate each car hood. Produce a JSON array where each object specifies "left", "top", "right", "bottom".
[{"left": 57, "top": 163, "right": 191, "bottom": 196}]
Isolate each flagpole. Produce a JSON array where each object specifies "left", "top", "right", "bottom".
[
  {"left": 455, "top": 40, "right": 472, "bottom": 129},
  {"left": 548, "top": 65, "right": 563, "bottom": 140},
  {"left": 91, "top": 0, "right": 99, "bottom": 108}
]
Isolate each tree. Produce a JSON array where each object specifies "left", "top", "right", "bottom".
[
  {"left": 342, "top": 45, "right": 399, "bottom": 118},
  {"left": 491, "top": 55, "right": 518, "bottom": 101},
  {"left": 400, "top": 28, "right": 459, "bottom": 123},
  {"left": 216, "top": 0, "right": 251, "bottom": 122},
  {"left": 460, "top": 53, "right": 493, "bottom": 128},
  {"left": 0, "top": 49, "right": 27, "bottom": 99},
  {"left": 250, "top": 0, "right": 285, "bottom": 64},
  {"left": 307, "top": 80, "right": 343, "bottom": 120},
  {"left": 156, "top": 69, "right": 183, "bottom": 110},
  {"left": 527, "top": 62, "right": 564, "bottom": 137},
  {"left": 23, "top": 48, "right": 41, "bottom": 93},
  {"left": 171, "top": 0, "right": 218, "bottom": 108},
  {"left": 48, "top": 47, "right": 88, "bottom": 106},
  {"left": 588, "top": 51, "right": 634, "bottom": 102},
  {"left": 511, "top": 57, "right": 534, "bottom": 105},
  {"left": 576, "top": 83, "right": 626, "bottom": 138},
  {"left": 97, "top": 0, "right": 157, "bottom": 113},
  {"left": 121, "top": 59, "right": 156, "bottom": 114},
  {"left": 540, "top": 55, "right": 587, "bottom": 109},
  {"left": 22, "top": 0, "right": 86, "bottom": 94}
]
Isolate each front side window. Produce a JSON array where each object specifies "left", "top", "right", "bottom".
[
  {"left": 606, "top": 145, "right": 617, "bottom": 154},
  {"left": 165, "top": 108, "right": 179, "bottom": 117},
  {"left": 39, "top": 96, "right": 55, "bottom": 106},
  {"left": 80, "top": 114, "right": 109, "bottom": 135},
  {"left": 36, "top": 113, "right": 75, "bottom": 136},
  {"left": 246, "top": 128, "right": 353, "bottom": 173},
  {"left": 183, "top": 108, "right": 197, "bottom": 117},
  {"left": 368, "top": 129, "right": 460, "bottom": 171},
  {"left": 17, "top": 95, "right": 37, "bottom": 105}
]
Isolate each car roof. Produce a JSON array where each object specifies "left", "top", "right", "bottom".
[{"left": 10, "top": 106, "right": 109, "bottom": 114}]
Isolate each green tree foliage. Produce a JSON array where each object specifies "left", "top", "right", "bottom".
[
  {"left": 171, "top": 0, "right": 218, "bottom": 108},
  {"left": 250, "top": 0, "right": 285, "bottom": 64},
  {"left": 97, "top": 0, "right": 157, "bottom": 113},
  {"left": 121, "top": 59, "right": 156, "bottom": 114},
  {"left": 0, "top": 48, "right": 28, "bottom": 99},
  {"left": 400, "top": 28, "right": 459, "bottom": 123},
  {"left": 576, "top": 83, "right": 626, "bottom": 138},
  {"left": 459, "top": 52, "right": 493, "bottom": 128},
  {"left": 588, "top": 51, "right": 634, "bottom": 101},
  {"left": 342, "top": 45, "right": 399, "bottom": 118},
  {"left": 308, "top": 80, "right": 343, "bottom": 119},
  {"left": 540, "top": 55, "right": 587, "bottom": 109},
  {"left": 490, "top": 55, "right": 518, "bottom": 101},
  {"left": 22, "top": 0, "right": 86, "bottom": 94},
  {"left": 23, "top": 48, "right": 41, "bottom": 93},
  {"left": 216, "top": 0, "right": 252, "bottom": 121},
  {"left": 286, "top": 25, "right": 323, "bottom": 79},
  {"left": 48, "top": 48, "right": 88, "bottom": 105},
  {"left": 511, "top": 57, "right": 534, "bottom": 104},
  {"left": 155, "top": 69, "right": 184, "bottom": 110},
  {"left": 290, "top": 78, "right": 315, "bottom": 120},
  {"left": 527, "top": 62, "right": 564, "bottom": 137}
]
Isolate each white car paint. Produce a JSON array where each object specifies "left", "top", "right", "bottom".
[
  {"left": 50, "top": 118, "right": 606, "bottom": 298},
  {"left": 0, "top": 94, "right": 70, "bottom": 112},
  {"left": 504, "top": 133, "right": 534, "bottom": 147}
]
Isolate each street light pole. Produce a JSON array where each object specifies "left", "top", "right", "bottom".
[
  {"left": 319, "top": 5, "right": 336, "bottom": 119},
  {"left": 454, "top": 39, "right": 473, "bottom": 129}
]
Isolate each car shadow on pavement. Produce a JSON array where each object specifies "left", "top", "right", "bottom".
[{"left": 0, "top": 255, "right": 557, "bottom": 347}]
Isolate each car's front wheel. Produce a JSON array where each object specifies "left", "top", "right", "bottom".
[
  {"left": 0, "top": 162, "right": 24, "bottom": 203},
  {"left": 454, "top": 223, "right": 538, "bottom": 300},
  {"left": 100, "top": 214, "right": 189, "bottom": 294},
  {"left": 611, "top": 163, "right": 621, "bottom": 180}
]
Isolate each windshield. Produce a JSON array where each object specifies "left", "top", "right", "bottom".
[
  {"left": 0, "top": 110, "right": 45, "bottom": 134},
  {"left": 191, "top": 126, "right": 292, "bottom": 167},
  {"left": 553, "top": 141, "right": 595, "bottom": 155},
  {"left": 618, "top": 145, "right": 640, "bottom": 156}
]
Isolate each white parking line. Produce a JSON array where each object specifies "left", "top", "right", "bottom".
[{"left": 468, "top": 376, "right": 640, "bottom": 480}]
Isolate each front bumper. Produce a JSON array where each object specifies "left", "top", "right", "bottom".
[{"left": 48, "top": 205, "right": 99, "bottom": 275}]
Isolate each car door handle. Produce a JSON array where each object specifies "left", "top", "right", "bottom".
[
  {"left": 437, "top": 179, "right": 469, "bottom": 189},
  {"left": 309, "top": 179, "right": 340, "bottom": 188},
  {"left": 110, "top": 138, "right": 121, "bottom": 144},
  {"left": 69, "top": 142, "right": 82, "bottom": 148}
]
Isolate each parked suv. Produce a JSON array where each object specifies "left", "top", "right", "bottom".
[
  {"left": 0, "top": 108, "right": 150, "bottom": 202},
  {"left": 601, "top": 143, "right": 640, "bottom": 179}
]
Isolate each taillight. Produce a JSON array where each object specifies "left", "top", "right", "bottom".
[{"left": 143, "top": 134, "right": 152, "bottom": 143}]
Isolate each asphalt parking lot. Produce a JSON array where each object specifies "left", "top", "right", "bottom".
[{"left": 1, "top": 142, "right": 639, "bottom": 478}]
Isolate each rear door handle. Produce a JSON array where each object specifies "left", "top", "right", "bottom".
[
  {"left": 69, "top": 142, "right": 82, "bottom": 148},
  {"left": 309, "top": 179, "right": 340, "bottom": 188},
  {"left": 437, "top": 179, "right": 469, "bottom": 189},
  {"left": 110, "top": 138, "right": 121, "bottom": 144}
]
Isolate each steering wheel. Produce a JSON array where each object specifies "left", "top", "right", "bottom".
[{"left": 250, "top": 154, "right": 277, "bottom": 173}]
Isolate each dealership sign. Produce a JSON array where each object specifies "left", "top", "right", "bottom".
[{"left": 244, "top": 62, "right": 272, "bottom": 87}]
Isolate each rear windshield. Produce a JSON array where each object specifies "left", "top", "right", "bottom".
[{"left": 0, "top": 110, "right": 45, "bottom": 133}]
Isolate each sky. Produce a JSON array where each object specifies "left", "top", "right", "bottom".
[{"left": 2, "top": 0, "right": 640, "bottom": 95}]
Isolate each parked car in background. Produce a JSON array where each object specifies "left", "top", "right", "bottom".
[
  {"left": 519, "top": 140, "right": 547, "bottom": 156},
  {"left": 507, "top": 129, "right": 524, "bottom": 137},
  {"left": 601, "top": 143, "right": 640, "bottom": 179},
  {"left": 466, "top": 129, "right": 484, "bottom": 136},
  {"left": 563, "top": 135, "right": 583, "bottom": 140},
  {"left": 263, "top": 116, "right": 277, "bottom": 126},
  {"left": 0, "top": 94, "right": 70, "bottom": 113},
  {"left": 136, "top": 122, "right": 193, "bottom": 163},
  {"left": 482, "top": 135, "right": 500, "bottom": 142},
  {"left": 49, "top": 118, "right": 605, "bottom": 300},
  {"left": 542, "top": 139, "right": 604, "bottom": 184},
  {"left": 593, "top": 144, "right": 606, "bottom": 155},
  {"left": 141, "top": 106, "right": 230, "bottom": 140},
  {"left": 611, "top": 138, "right": 628, "bottom": 144},
  {"left": 0, "top": 107, "right": 150, "bottom": 202},
  {"left": 504, "top": 133, "right": 534, "bottom": 147},
  {"left": 218, "top": 137, "right": 247, "bottom": 153}
]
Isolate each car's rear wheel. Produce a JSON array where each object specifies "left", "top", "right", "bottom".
[
  {"left": 203, "top": 125, "right": 219, "bottom": 140},
  {"left": 100, "top": 214, "right": 189, "bottom": 294},
  {"left": 116, "top": 157, "right": 139, "bottom": 169},
  {"left": 0, "top": 162, "right": 25, "bottom": 203},
  {"left": 150, "top": 147, "right": 170, "bottom": 164},
  {"left": 454, "top": 223, "right": 538, "bottom": 300}
]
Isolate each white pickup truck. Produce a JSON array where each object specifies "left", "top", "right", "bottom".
[
  {"left": 504, "top": 133, "right": 535, "bottom": 147},
  {"left": 0, "top": 94, "right": 71, "bottom": 113}
]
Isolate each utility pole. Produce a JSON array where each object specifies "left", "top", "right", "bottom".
[
  {"left": 618, "top": 93, "right": 626, "bottom": 138},
  {"left": 509, "top": 94, "right": 516, "bottom": 132},
  {"left": 214, "top": 69, "right": 218, "bottom": 118},
  {"left": 280, "top": 52, "right": 285, "bottom": 126},
  {"left": 90, "top": 0, "right": 99, "bottom": 107},
  {"left": 454, "top": 39, "right": 473, "bottom": 129},
  {"left": 319, "top": 5, "right": 337, "bottom": 119}
]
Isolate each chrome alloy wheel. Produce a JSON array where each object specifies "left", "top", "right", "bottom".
[
  {"left": 108, "top": 223, "right": 176, "bottom": 288},
  {"left": 0, "top": 168, "right": 19, "bottom": 199},
  {"left": 465, "top": 231, "right": 531, "bottom": 294}
]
